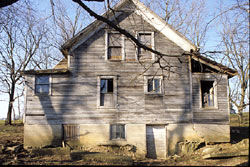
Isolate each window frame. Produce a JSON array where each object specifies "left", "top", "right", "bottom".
[
  {"left": 110, "top": 124, "right": 126, "bottom": 140},
  {"left": 199, "top": 79, "right": 218, "bottom": 109},
  {"left": 136, "top": 31, "right": 155, "bottom": 61},
  {"left": 105, "top": 31, "right": 125, "bottom": 61},
  {"left": 34, "top": 75, "right": 51, "bottom": 95},
  {"left": 144, "top": 75, "right": 163, "bottom": 95},
  {"left": 97, "top": 75, "right": 117, "bottom": 109}
]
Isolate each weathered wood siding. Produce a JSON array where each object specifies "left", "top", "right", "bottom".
[
  {"left": 25, "top": 6, "right": 217, "bottom": 125},
  {"left": 192, "top": 73, "right": 229, "bottom": 124}
]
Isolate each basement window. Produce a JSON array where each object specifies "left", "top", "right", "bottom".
[
  {"left": 200, "top": 80, "right": 217, "bottom": 108},
  {"left": 35, "top": 75, "right": 50, "bottom": 95},
  {"left": 110, "top": 124, "right": 125, "bottom": 140},
  {"left": 62, "top": 124, "right": 80, "bottom": 141}
]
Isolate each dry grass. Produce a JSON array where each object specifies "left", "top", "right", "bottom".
[{"left": 230, "top": 112, "right": 249, "bottom": 127}]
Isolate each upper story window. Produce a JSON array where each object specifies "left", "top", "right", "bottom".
[
  {"left": 137, "top": 32, "right": 155, "bottom": 61},
  {"left": 106, "top": 32, "right": 124, "bottom": 61},
  {"left": 97, "top": 76, "right": 117, "bottom": 108},
  {"left": 200, "top": 80, "right": 218, "bottom": 108},
  {"left": 35, "top": 75, "right": 50, "bottom": 95},
  {"left": 144, "top": 76, "right": 163, "bottom": 95}
]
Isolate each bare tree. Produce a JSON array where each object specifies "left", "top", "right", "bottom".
[
  {"left": 0, "top": 1, "right": 46, "bottom": 125},
  {"left": 46, "top": 0, "right": 87, "bottom": 63},
  {"left": 145, "top": 0, "right": 211, "bottom": 49},
  {"left": 218, "top": 0, "right": 249, "bottom": 125}
]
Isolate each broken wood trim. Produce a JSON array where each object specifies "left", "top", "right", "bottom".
[
  {"left": 25, "top": 113, "right": 45, "bottom": 116},
  {"left": 22, "top": 69, "right": 70, "bottom": 75}
]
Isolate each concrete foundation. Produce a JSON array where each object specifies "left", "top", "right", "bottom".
[
  {"left": 24, "top": 124, "right": 62, "bottom": 148},
  {"left": 166, "top": 124, "right": 230, "bottom": 155},
  {"left": 24, "top": 123, "right": 230, "bottom": 158},
  {"left": 79, "top": 124, "right": 146, "bottom": 157}
]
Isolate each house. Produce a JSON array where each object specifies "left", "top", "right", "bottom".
[{"left": 22, "top": 0, "right": 237, "bottom": 159}]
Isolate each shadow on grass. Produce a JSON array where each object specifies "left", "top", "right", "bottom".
[{"left": 230, "top": 127, "right": 249, "bottom": 143}]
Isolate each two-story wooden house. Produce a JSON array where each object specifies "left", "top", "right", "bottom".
[{"left": 23, "top": 0, "right": 237, "bottom": 159}]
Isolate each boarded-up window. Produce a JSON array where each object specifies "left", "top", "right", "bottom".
[
  {"left": 110, "top": 124, "right": 125, "bottom": 140},
  {"left": 100, "top": 79, "right": 114, "bottom": 106},
  {"left": 138, "top": 33, "right": 153, "bottom": 60},
  {"left": 201, "top": 81, "right": 215, "bottom": 108},
  {"left": 108, "top": 33, "right": 122, "bottom": 60},
  {"left": 62, "top": 124, "right": 80, "bottom": 141},
  {"left": 35, "top": 75, "right": 49, "bottom": 94}
]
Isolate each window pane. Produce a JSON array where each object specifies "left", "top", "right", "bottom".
[
  {"left": 110, "top": 124, "right": 125, "bottom": 140},
  {"left": 108, "top": 47, "right": 122, "bottom": 60},
  {"left": 111, "top": 125, "right": 116, "bottom": 139},
  {"left": 100, "top": 79, "right": 107, "bottom": 93},
  {"left": 154, "top": 79, "right": 160, "bottom": 93},
  {"left": 139, "top": 33, "right": 151, "bottom": 46},
  {"left": 148, "top": 79, "right": 153, "bottom": 92},
  {"left": 201, "top": 81, "right": 215, "bottom": 107},
  {"left": 36, "top": 85, "right": 49, "bottom": 94},
  {"left": 109, "top": 33, "right": 122, "bottom": 47},
  {"left": 36, "top": 75, "right": 49, "bottom": 84},
  {"left": 100, "top": 93, "right": 105, "bottom": 106},
  {"left": 120, "top": 125, "right": 125, "bottom": 139},
  {"left": 107, "top": 79, "right": 113, "bottom": 92}
]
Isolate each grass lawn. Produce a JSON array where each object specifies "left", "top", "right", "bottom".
[{"left": 230, "top": 112, "right": 249, "bottom": 127}]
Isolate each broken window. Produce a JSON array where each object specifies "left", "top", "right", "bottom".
[
  {"left": 201, "top": 80, "right": 215, "bottom": 108},
  {"left": 108, "top": 33, "right": 122, "bottom": 60},
  {"left": 100, "top": 78, "right": 114, "bottom": 107},
  {"left": 35, "top": 75, "right": 50, "bottom": 94},
  {"left": 110, "top": 124, "right": 125, "bottom": 140},
  {"left": 138, "top": 32, "right": 154, "bottom": 60}
]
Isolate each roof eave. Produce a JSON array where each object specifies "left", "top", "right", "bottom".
[{"left": 21, "top": 69, "right": 70, "bottom": 75}]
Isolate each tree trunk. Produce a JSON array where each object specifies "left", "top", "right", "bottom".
[
  {"left": 5, "top": 99, "right": 13, "bottom": 125},
  {"left": 238, "top": 109, "right": 243, "bottom": 127},
  {"left": 5, "top": 83, "right": 15, "bottom": 125}
]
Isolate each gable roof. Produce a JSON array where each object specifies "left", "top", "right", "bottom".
[
  {"left": 60, "top": 0, "right": 196, "bottom": 56},
  {"left": 23, "top": 0, "right": 237, "bottom": 78}
]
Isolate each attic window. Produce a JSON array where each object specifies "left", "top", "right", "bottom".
[
  {"left": 106, "top": 32, "right": 124, "bottom": 61},
  {"left": 137, "top": 32, "right": 155, "bottom": 61},
  {"left": 200, "top": 80, "right": 217, "bottom": 108}
]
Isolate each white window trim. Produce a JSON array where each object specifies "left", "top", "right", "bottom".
[
  {"left": 97, "top": 75, "right": 117, "bottom": 109},
  {"left": 34, "top": 75, "right": 51, "bottom": 96},
  {"left": 144, "top": 75, "right": 163, "bottom": 95},
  {"left": 199, "top": 79, "right": 218, "bottom": 109},
  {"left": 105, "top": 31, "right": 125, "bottom": 61},
  {"left": 110, "top": 124, "right": 126, "bottom": 140},
  {"left": 136, "top": 31, "right": 155, "bottom": 61}
]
